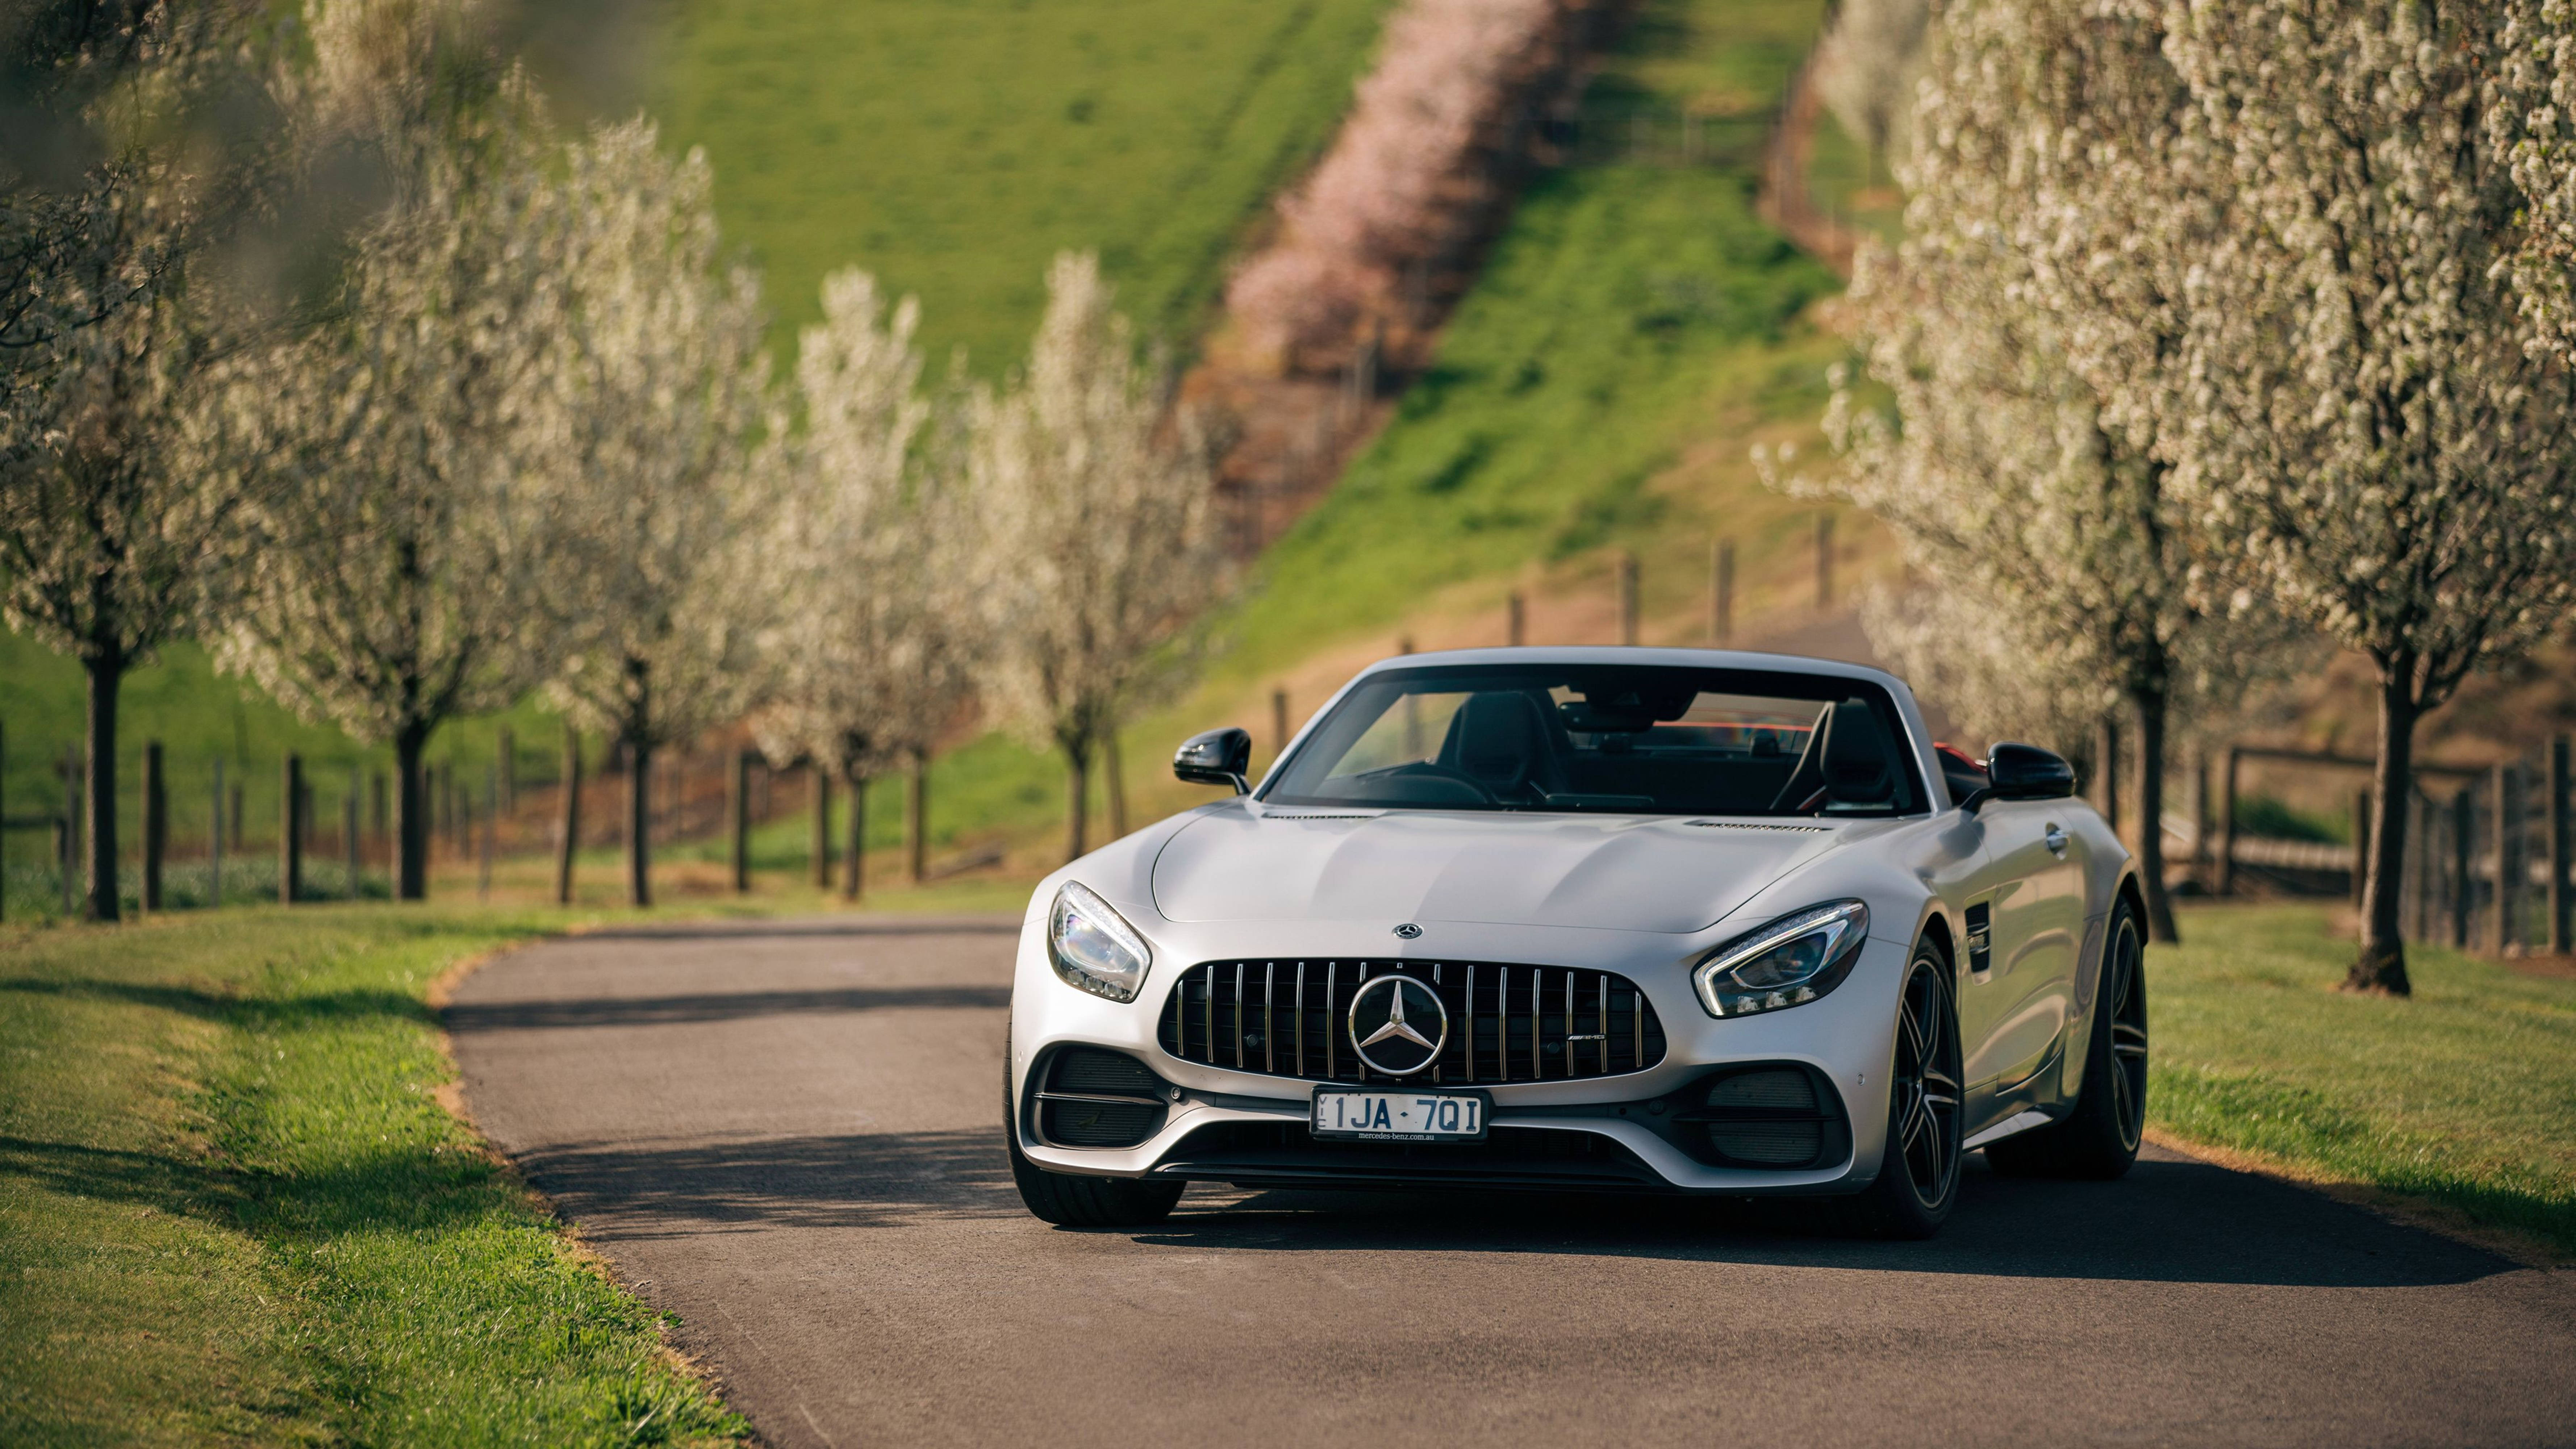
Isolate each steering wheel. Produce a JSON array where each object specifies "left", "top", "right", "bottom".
[{"left": 1380, "top": 760, "right": 1500, "bottom": 806}]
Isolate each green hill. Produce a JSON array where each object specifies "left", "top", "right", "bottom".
[
  {"left": 2, "top": 0, "right": 1876, "bottom": 913},
  {"left": 656, "top": 0, "right": 1396, "bottom": 371}
]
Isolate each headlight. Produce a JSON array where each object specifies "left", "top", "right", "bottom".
[
  {"left": 1692, "top": 900, "right": 1869, "bottom": 1018},
  {"left": 1047, "top": 882, "right": 1153, "bottom": 1002}
]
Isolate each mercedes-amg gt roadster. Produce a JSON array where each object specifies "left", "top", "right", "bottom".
[{"left": 1005, "top": 648, "right": 2147, "bottom": 1237}]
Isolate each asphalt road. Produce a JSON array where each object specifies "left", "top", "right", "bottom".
[{"left": 448, "top": 916, "right": 2576, "bottom": 1448}]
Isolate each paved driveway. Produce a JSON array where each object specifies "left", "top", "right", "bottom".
[{"left": 446, "top": 917, "right": 2576, "bottom": 1448}]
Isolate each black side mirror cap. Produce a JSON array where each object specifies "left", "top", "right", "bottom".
[
  {"left": 1174, "top": 727, "right": 1253, "bottom": 795},
  {"left": 1979, "top": 741, "right": 2076, "bottom": 806}
]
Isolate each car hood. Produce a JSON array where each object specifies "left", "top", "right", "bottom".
[{"left": 1149, "top": 809, "right": 1847, "bottom": 935}]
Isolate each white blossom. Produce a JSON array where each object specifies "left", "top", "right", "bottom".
[
  {"left": 974, "top": 253, "right": 1228, "bottom": 861},
  {"left": 532, "top": 117, "right": 773, "bottom": 906}
]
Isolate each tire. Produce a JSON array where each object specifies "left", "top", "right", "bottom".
[
  {"left": 1985, "top": 897, "right": 2147, "bottom": 1181},
  {"left": 1838, "top": 936, "right": 1965, "bottom": 1240},
  {"left": 1003, "top": 1030, "right": 1185, "bottom": 1228}
]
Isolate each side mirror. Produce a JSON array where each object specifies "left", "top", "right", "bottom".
[
  {"left": 1979, "top": 741, "right": 2076, "bottom": 806},
  {"left": 1174, "top": 727, "right": 1252, "bottom": 795}
]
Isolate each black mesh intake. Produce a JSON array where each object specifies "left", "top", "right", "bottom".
[
  {"left": 1677, "top": 1063, "right": 1848, "bottom": 1170},
  {"left": 1031, "top": 1048, "right": 1169, "bottom": 1149},
  {"left": 1156, "top": 959, "right": 1667, "bottom": 1084}
]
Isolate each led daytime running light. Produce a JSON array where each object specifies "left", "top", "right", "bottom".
[
  {"left": 1047, "top": 882, "right": 1154, "bottom": 1002},
  {"left": 1693, "top": 900, "right": 1869, "bottom": 1019}
]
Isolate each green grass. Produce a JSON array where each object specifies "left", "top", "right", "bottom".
[
  {"left": 655, "top": 0, "right": 1394, "bottom": 372},
  {"left": 2153, "top": 903, "right": 2576, "bottom": 1257},
  {"left": 0, "top": 906, "right": 748, "bottom": 1446}
]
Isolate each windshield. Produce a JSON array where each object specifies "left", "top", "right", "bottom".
[{"left": 1261, "top": 664, "right": 1926, "bottom": 817}]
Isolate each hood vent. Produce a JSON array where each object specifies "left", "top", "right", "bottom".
[
  {"left": 1685, "top": 820, "right": 1830, "bottom": 833},
  {"left": 1262, "top": 812, "right": 1378, "bottom": 821}
]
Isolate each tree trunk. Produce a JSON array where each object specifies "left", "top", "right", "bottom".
[
  {"left": 394, "top": 722, "right": 432, "bottom": 901},
  {"left": 82, "top": 652, "right": 122, "bottom": 922},
  {"left": 1064, "top": 740, "right": 1090, "bottom": 864},
  {"left": 906, "top": 748, "right": 929, "bottom": 884},
  {"left": 626, "top": 737, "right": 654, "bottom": 908},
  {"left": 2353, "top": 667, "right": 2419, "bottom": 995},
  {"left": 1105, "top": 728, "right": 1128, "bottom": 839},
  {"left": 554, "top": 724, "right": 581, "bottom": 906},
  {"left": 842, "top": 771, "right": 865, "bottom": 902},
  {"left": 810, "top": 768, "right": 831, "bottom": 889},
  {"left": 2130, "top": 688, "right": 2179, "bottom": 943}
]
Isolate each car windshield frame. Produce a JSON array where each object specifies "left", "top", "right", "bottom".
[{"left": 1257, "top": 663, "right": 1932, "bottom": 818}]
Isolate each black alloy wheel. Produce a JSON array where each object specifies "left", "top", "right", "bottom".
[
  {"left": 1892, "top": 948, "right": 1966, "bottom": 1211},
  {"left": 1841, "top": 940, "right": 1963, "bottom": 1238},
  {"left": 1986, "top": 897, "right": 2148, "bottom": 1180}
]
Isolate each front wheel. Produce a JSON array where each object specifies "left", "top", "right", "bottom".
[
  {"left": 1986, "top": 898, "right": 2147, "bottom": 1180},
  {"left": 1003, "top": 1031, "right": 1185, "bottom": 1227},
  {"left": 1839, "top": 938, "right": 1965, "bottom": 1239}
]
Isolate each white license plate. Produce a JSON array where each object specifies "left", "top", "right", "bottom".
[{"left": 1311, "top": 1088, "right": 1487, "bottom": 1142}]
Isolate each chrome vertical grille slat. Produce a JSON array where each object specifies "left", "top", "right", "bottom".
[{"left": 1263, "top": 963, "right": 1276, "bottom": 1074}]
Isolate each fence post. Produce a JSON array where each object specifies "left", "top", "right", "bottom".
[
  {"left": 2451, "top": 786, "right": 2473, "bottom": 948},
  {"left": 142, "top": 741, "right": 165, "bottom": 913},
  {"left": 1507, "top": 592, "right": 1526, "bottom": 647},
  {"left": 497, "top": 727, "right": 515, "bottom": 813},
  {"left": 281, "top": 752, "right": 304, "bottom": 906},
  {"left": 906, "top": 749, "right": 930, "bottom": 886},
  {"left": 2551, "top": 735, "right": 2570, "bottom": 954},
  {"left": 1814, "top": 513, "right": 1834, "bottom": 609},
  {"left": 810, "top": 768, "right": 832, "bottom": 890},
  {"left": 2493, "top": 763, "right": 2515, "bottom": 952},
  {"left": 1711, "top": 538, "right": 1734, "bottom": 646},
  {"left": 842, "top": 774, "right": 866, "bottom": 902},
  {"left": 371, "top": 770, "right": 387, "bottom": 845},
  {"left": 554, "top": 724, "right": 581, "bottom": 907},
  {"left": 1271, "top": 689, "right": 1291, "bottom": 767},
  {"left": 728, "top": 749, "right": 751, "bottom": 894},
  {"left": 2350, "top": 790, "right": 2370, "bottom": 910},
  {"left": 2216, "top": 746, "right": 2241, "bottom": 896},
  {"left": 209, "top": 757, "right": 224, "bottom": 907},
  {"left": 1616, "top": 551, "right": 1639, "bottom": 646},
  {"left": 478, "top": 764, "right": 495, "bottom": 903},
  {"left": 345, "top": 767, "right": 362, "bottom": 901}
]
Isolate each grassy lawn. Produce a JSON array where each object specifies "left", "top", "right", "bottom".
[
  {"left": 0, "top": 906, "right": 753, "bottom": 1446},
  {"left": 2153, "top": 902, "right": 2576, "bottom": 1260}
]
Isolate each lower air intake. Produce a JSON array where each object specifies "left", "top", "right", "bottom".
[{"left": 1033, "top": 1047, "right": 1168, "bottom": 1149}]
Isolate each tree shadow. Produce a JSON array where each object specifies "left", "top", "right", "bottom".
[
  {"left": 0, "top": 976, "right": 433, "bottom": 1029},
  {"left": 512, "top": 1127, "right": 1018, "bottom": 1237},
  {"left": 444, "top": 985, "right": 1013, "bottom": 1032},
  {"left": 564, "top": 916, "right": 1019, "bottom": 942}
]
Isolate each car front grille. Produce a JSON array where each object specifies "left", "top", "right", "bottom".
[{"left": 1156, "top": 959, "right": 1667, "bottom": 1085}]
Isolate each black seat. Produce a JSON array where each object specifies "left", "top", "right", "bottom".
[{"left": 1440, "top": 692, "right": 1567, "bottom": 802}]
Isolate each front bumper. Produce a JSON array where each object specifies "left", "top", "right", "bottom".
[{"left": 1009, "top": 910, "right": 1908, "bottom": 1196}]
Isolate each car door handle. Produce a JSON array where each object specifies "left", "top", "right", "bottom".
[{"left": 2044, "top": 824, "right": 2068, "bottom": 855}]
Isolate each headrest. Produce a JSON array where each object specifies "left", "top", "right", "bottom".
[
  {"left": 1452, "top": 692, "right": 1547, "bottom": 791},
  {"left": 1820, "top": 700, "right": 1895, "bottom": 803}
]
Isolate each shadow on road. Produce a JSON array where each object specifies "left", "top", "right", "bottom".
[
  {"left": 514, "top": 1117, "right": 2513, "bottom": 1289},
  {"left": 446, "top": 985, "right": 1013, "bottom": 1031},
  {"left": 566, "top": 916, "right": 1019, "bottom": 942},
  {"left": 520, "top": 1128, "right": 1019, "bottom": 1236},
  {"left": 1143, "top": 1157, "right": 2516, "bottom": 1289}
]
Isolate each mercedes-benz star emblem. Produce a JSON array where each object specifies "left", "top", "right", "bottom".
[
  {"left": 1347, "top": 974, "right": 1447, "bottom": 1076},
  {"left": 1393, "top": 923, "right": 1423, "bottom": 939}
]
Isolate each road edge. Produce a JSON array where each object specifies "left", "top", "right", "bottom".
[{"left": 2144, "top": 1127, "right": 2569, "bottom": 1271}]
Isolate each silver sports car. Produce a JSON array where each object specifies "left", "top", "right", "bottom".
[{"left": 1004, "top": 647, "right": 2146, "bottom": 1238}]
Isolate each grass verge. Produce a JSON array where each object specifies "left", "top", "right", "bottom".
[
  {"left": 2152, "top": 902, "right": 2576, "bottom": 1261},
  {"left": 0, "top": 905, "right": 748, "bottom": 1446}
]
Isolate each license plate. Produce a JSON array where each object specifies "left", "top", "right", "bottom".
[{"left": 1311, "top": 1088, "right": 1487, "bottom": 1142}]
